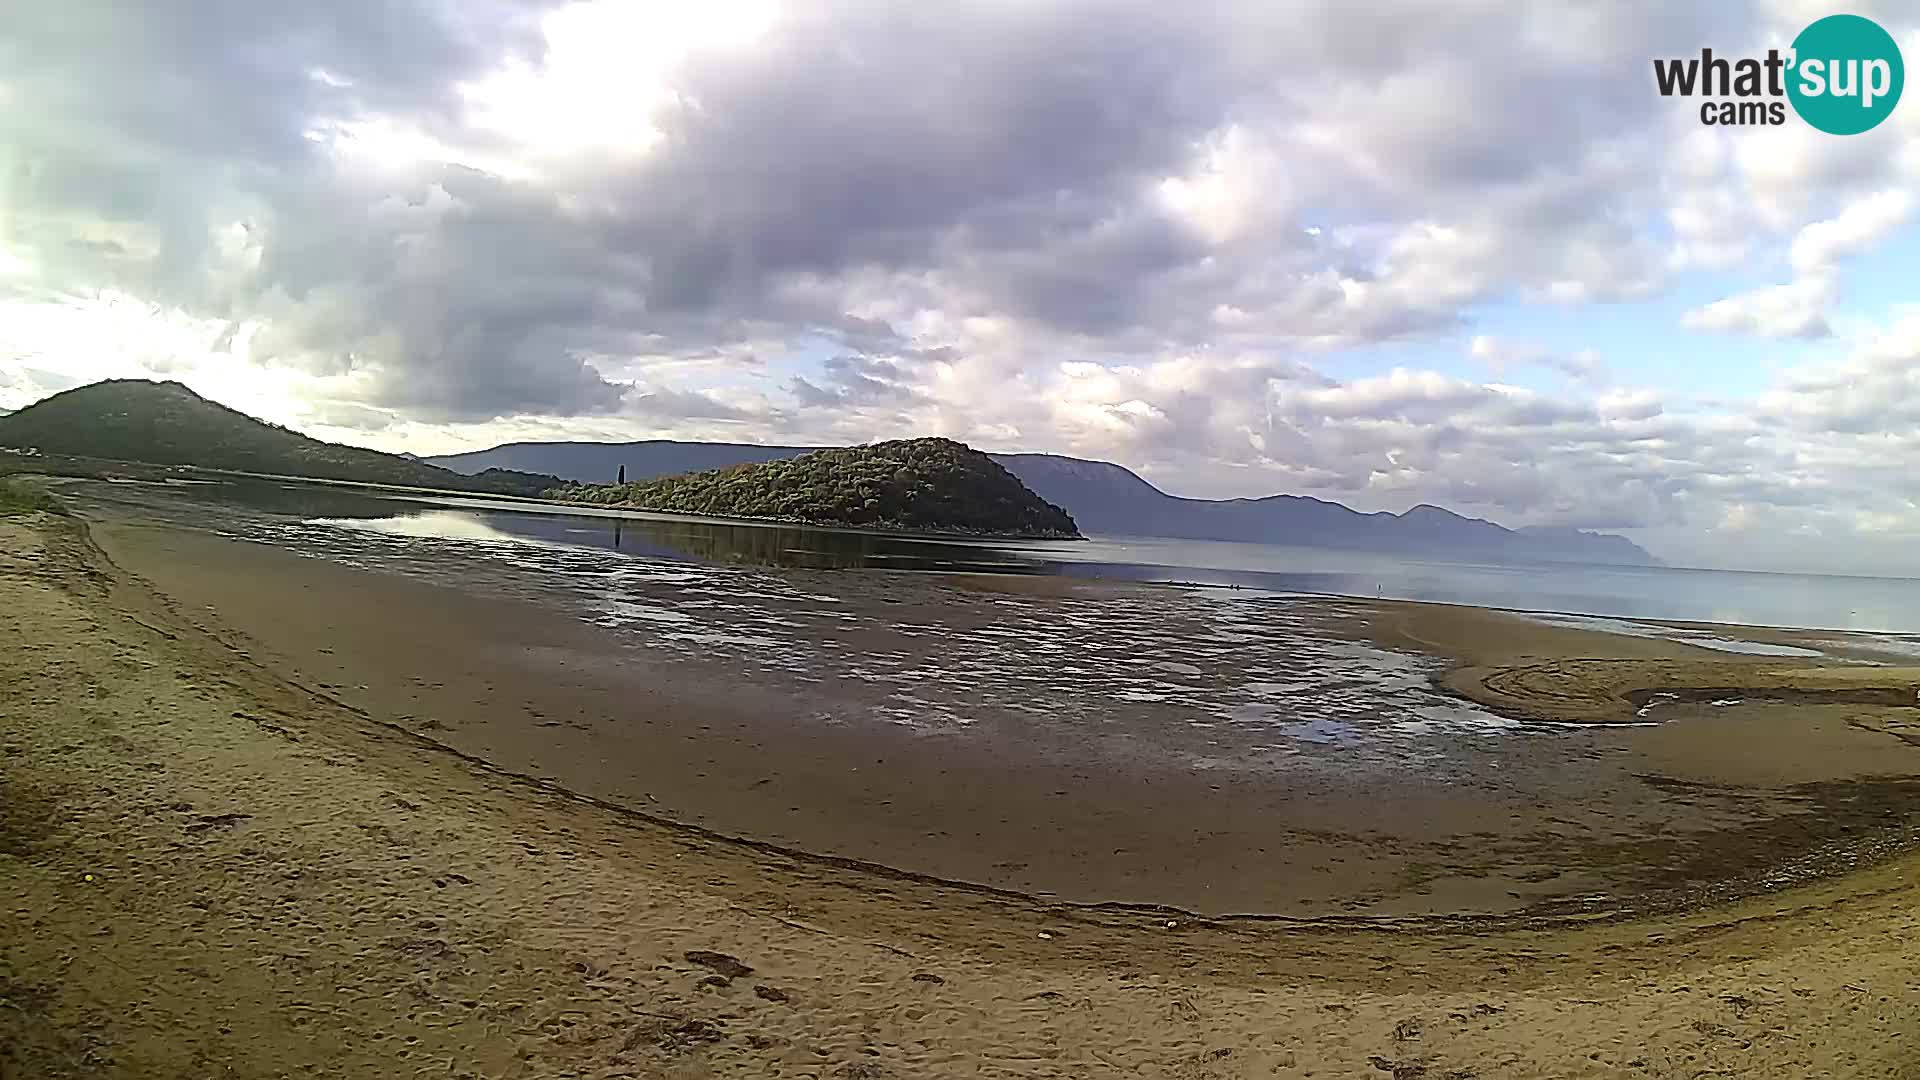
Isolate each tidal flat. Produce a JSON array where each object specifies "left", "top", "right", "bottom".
[
  {"left": 61, "top": 474, "right": 1920, "bottom": 921},
  {"left": 5, "top": 490, "right": 1920, "bottom": 1077}
]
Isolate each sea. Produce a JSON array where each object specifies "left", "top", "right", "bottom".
[{"left": 62, "top": 474, "right": 1920, "bottom": 639}]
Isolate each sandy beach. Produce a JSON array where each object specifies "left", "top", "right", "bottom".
[
  {"left": 71, "top": 504, "right": 1920, "bottom": 923},
  {"left": 5, "top": 502, "right": 1920, "bottom": 1077}
]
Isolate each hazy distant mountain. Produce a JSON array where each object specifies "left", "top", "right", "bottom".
[
  {"left": 0, "top": 380, "right": 562, "bottom": 497},
  {"left": 429, "top": 440, "right": 1660, "bottom": 565}
]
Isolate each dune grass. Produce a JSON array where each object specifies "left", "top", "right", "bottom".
[{"left": 0, "top": 476, "right": 61, "bottom": 516}]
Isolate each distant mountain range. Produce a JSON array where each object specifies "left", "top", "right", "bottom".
[
  {"left": 0, "top": 381, "right": 561, "bottom": 497},
  {"left": 430, "top": 440, "right": 1660, "bottom": 565}
]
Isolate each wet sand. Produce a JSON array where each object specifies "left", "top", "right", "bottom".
[
  {"left": 4, "top": 509, "right": 1920, "bottom": 1076},
  {"left": 64, "top": 517, "right": 1920, "bottom": 923}
]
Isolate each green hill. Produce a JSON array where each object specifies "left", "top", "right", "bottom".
[
  {"left": 550, "top": 437, "right": 1081, "bottom": 538},
  {"left": 0, "top": 380, "right": 559, "bottom": 496}
]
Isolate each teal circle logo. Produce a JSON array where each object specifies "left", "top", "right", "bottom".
[{"left": 1788, "top": 14, "right": 1904, "bottom": 135}]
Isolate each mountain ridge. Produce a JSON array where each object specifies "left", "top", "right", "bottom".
[
  {"left": 2, "top": 380, "right": 1652, "bottom": 564},
  {"left": 428, "top": 440, "right": 1661, "bottom": 565},
  {"left": 0, "top": 380, "right": 561, "bottom": 497}
]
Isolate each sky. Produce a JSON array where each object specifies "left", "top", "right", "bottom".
[{"left": 2, "top": 2, "right": 1919, "bottom": 575}]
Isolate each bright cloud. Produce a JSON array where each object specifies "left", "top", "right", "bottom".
[{"left": 2, "top": 1, "right": 1920, "bottom": 573}]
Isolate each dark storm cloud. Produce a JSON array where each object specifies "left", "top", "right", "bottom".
[{"left": 610, "top": 3, "right": 1230, "bottom": 295}]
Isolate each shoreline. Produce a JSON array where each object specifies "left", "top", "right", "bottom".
[
  {"left": 3, "top": 453, "right": 1087, "bottom": 542},
  {"left": 82, "top": 514, "right": 1920, "bottom": 930},
  {"left": 36, "top": 462, "right": 1920, "bottom": 637},
  {"left": 538, "top": 493, "right": 1087, "bottom": 542},
  {"left": 4, "top": 507, "right": 1919, "bottom": 1075},
  {"left": 72, "top": 500, "right": 1920, "bottom": 919}
]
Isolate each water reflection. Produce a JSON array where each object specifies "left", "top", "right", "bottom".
[
  {"left": 57, "top": 475, "right": 1920, "bottom": 634},
  {"left": 321, "top": 505, "right": 1042, "bottom": 573},
  {"left": 70, "top": 477, "right": 1052, "bottom": 574},
  {"left": 316, "top": 511, "right": 543, "bottom": 545}
]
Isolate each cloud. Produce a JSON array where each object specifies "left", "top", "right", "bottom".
[
  {"left": 4, "top": 1, "right": 1920, "bottom": 571},
  {"left": 1681, "top": 278, "right": 1835, "bottom": 339},
  {"left": 1757, "top": 308, "right": 1920, "bottom": 432},
  {"left": 1789, "top": 188, "right": 1913, "bottom": 275},
  {"left": 1469, "top": 335, "right": 1606, "bottom": 383},
  {"left": 1680, "top": 182, "right": 1912, "bottom": 341},
  {"left": 0, "top": 1, "right": 1718, "bottom": 412}
]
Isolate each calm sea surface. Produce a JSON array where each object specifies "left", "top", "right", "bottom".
[{"left": 62, "top": 475, "right": 1920, "bottom": 636}]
